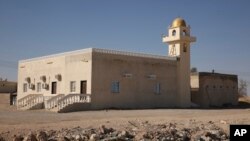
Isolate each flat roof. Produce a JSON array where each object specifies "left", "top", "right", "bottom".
[
  {"left": 199, "top": 72, "right": 237, "bottom": 77},
  {"left": 19, "top": 48, "right": 176, "bottom": 63}
]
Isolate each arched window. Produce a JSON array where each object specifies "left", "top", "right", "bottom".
[
  {"left": 182, "top": 30, "right": 187, "bottom": 36},
  {"left": 172, "top": 30, "right": 176, "bottom": 36}
]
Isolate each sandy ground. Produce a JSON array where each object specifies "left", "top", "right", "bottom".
[
  {"left": 0, "top": 97, "right": 250, "bottom": 140},
  {"left": 0, "top": 107, "right": 250, "bottom": 134}
]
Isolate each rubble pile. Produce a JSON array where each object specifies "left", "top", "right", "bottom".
[{"left": 0, "top": 120, "right": 229, "bottom": 141}]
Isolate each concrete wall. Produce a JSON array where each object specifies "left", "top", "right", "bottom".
[
  {"left": 18, "top": 51, "right": 92, "bottom": 100},
  {"left": 18, "top": 48, "right": 183, "bottom": 110},
  {"left": 190, "top": 73, "right": 199, "bottom": 89},
  {"left": 0, "top": 93, "right": 11, "bottom": 107},
  {"left": 0, "top": 81, "right": 17, "bottom": 107},
  {"left": 64, "top": 52, "right": 92, "bottom": 94},
  {"left": 191, "top": 72, "right": 238, "bottom": 108},
  {"left": 91, "top": 52, "right": 178, "bottom": 109}
]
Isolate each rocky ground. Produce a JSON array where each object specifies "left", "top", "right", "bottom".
[
  {"left": 1, "top": 120, "right": 228, "bottom": 141},
  {"left": 0, "top": 97, "right": 250, "bottom": 141}
]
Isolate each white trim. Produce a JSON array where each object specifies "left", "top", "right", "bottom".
[
  {"left": 19, "top": 48, "right": 93, "bottom": 63},
  {"left": 19, "top": 48, "right": 176, "bottom": 63},
  {"left": 92, "top": 48, "right": 176, "bottom": 60}
]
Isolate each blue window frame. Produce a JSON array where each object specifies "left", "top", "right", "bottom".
[{"left": 111, "top": 81, "right": 120, "bottom": 93}]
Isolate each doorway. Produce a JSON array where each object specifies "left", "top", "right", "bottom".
[
  {"left": 80, "top": 81, "right": 87, "bottom": 94},
  {"left": 51, "top": 82, "right": 57, "bottom": 94}
]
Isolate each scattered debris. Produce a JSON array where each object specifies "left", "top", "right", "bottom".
[{"left": 0, "top": 121, "right": 229, "bottom": 141}]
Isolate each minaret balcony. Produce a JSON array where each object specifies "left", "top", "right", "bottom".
[{"left": 162, "top": 36, "right": 196, "bottom": 43}]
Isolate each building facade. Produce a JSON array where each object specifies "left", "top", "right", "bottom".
[
  {"left": 17, "top": 18, "right": 236, "bottom": 112},
  {"left": 191, "top": 72, "right": 238, "bottom": 108},
  {"left": 18, "top": 48, "right": 181, "bottom": 112},
  {"left": 0, "top": 81, "right": 17, "bottom": 107}
]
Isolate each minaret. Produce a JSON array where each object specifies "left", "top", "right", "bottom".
[{"left": 162, "top": 18, "right": 196, "bottom": 107}]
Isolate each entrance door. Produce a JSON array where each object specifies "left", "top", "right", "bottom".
[
  {"left": 51, "top": 82, "right": 57, "bottom": 94},
  {"left": 80, "top": 81, "right": 87, "bottom": 94}
]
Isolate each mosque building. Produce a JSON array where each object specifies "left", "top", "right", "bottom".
[{"left": 17, "top": 18, "right": 238, "bottom": 112}]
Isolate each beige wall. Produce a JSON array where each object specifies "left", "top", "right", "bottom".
[
  {"left": 0, "top": 81, "right": 16, "bottom": 107},
  {"left": 64, "top": 52, "right": 92, "bottom": 94},
  {"left": 176, "top": 48, "right": 191, "bottom": 107},
  {"left": 18, "top": 51, "right": 92, "bottom": 99},
  {"left": 191, "top": 73, "right": 238, "bottom": 108},
  {"left": 0, "top": 93, "right": 11, "bottom": 107},
  {"left": 190, "top": 73, "right": 199, "bottom": 89},
  {"left": 18, "top": 48, "right": 195, "bottom": 110},
  {"left": 18, "top": 56, "right": 65, "bottom": 98},
  {"left": 91, "top": 52, "right": 178, "bottom": 109}
]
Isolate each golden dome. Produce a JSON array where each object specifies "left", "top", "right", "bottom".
[{"left": 171, "top": 18, "right": 186, "bottom": 28}]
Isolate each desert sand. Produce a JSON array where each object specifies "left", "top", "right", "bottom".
[{"left": 0, "top": 97, "right": 249, "bottom": 140}]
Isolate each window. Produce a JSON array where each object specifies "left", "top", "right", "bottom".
[
  {"left": 23, "top": 83, "right": 27, "bottom": 92},
  {"left": 37, "top": 82, "right": 41, "bottom": 92},
  {"left": 111, "top": 81, "right": 120, "bottom": 93},
  {"left": 183, "top": 44, "right": 187, "bottom": 52},
  {"left": 154, "top": 83, "right": 161, "bottom": 94},
  {"left": 172, "top": 30, "right": 176, "bottom": 36},
  {"left": 182, "top": 30, "right": 187, "bottom": 36},
  {"left": 70, "top": 81, "right": 76, "bottom": 92}
]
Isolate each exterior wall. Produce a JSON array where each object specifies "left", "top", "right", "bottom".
[
  {"left": 64, "top": 52, "right": 92, "bottom": 94},
  {"left": 18, "top": 51, "right": 92, "bottom": 100},
  {"left": 18, "top": 56, "right": 65, "bottom": 98},
  {"left": 17, "top": 48, "right": 183, "bottom": 110},
  {"left": 190, "top": 73, "right": 199, "bottom": 89},
  {"left": 0, "top": 81, "right": 17, "bottom": 106},
  {"left": 191, "top": 72, "right": 238, "bottom": 108},
  {"left": 91, "top": 51, "right": 178, "bottom": 109},
  {"left": 176, "top": 48, "right": 191, "bottom": 107},
  {"left": 0, "top": 93, "right": 11, "bottom": 107}
]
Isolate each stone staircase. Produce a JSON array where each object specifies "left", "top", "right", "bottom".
[
  {"left": 17, "top": 94, "right": 44, "bottom": 110},
  {"left": 18, "top": 94, "right": 91, "bottom": 112},
  {"left": 45, "top": 94, "right": 65, "bottom": 110},
  {"left": 52, "top": 94, "right": 91, "bottom": 113}
]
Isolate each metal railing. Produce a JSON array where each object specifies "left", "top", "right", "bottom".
[{"left": 57, "top": 94, "right": 91, "bottom": 111}]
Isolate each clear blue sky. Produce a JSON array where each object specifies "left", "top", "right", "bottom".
[{"left": 0, "top": 0, "right": 250, "bottom": 94}]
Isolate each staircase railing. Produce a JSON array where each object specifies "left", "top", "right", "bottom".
[
  {"left": 57, "top": 94, "right": 91, "bottom": 111},
  {"left": 45, "top": 94, "right": 65, "bottom": 109},
  {"left": 17, "top": 94, "right": 38, "bottom": 108},
  {"left": 17, "top": 94, "right": 44, "bottom": 109}
]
